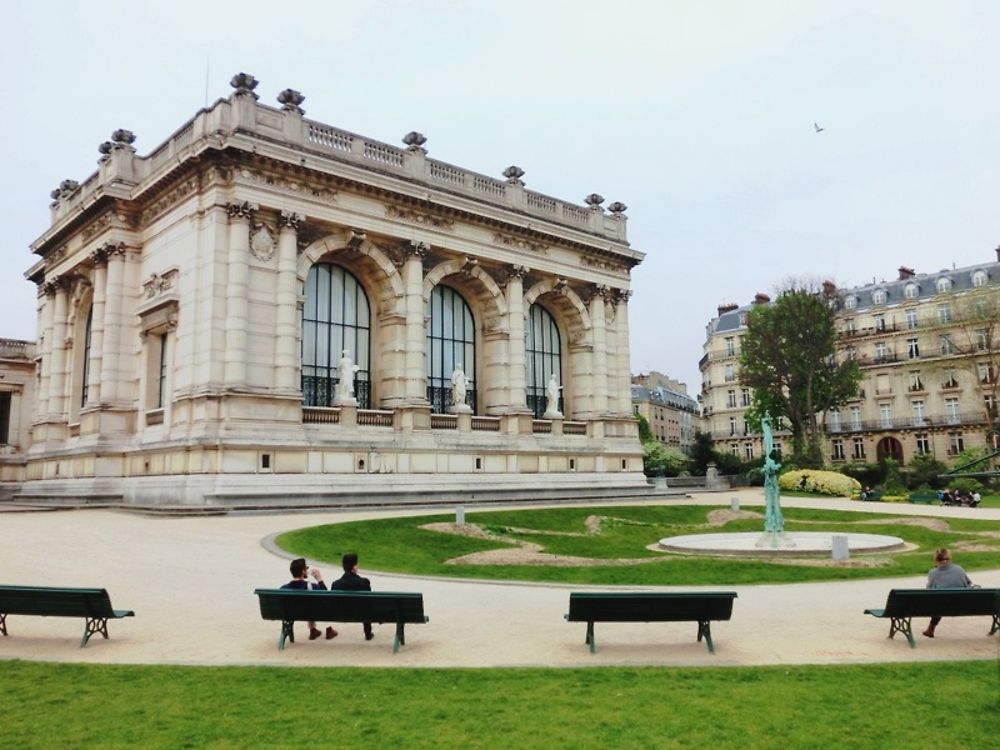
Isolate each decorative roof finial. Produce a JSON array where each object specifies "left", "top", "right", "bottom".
[
  {"left": 277, "top": 88, "right": 305, "bottom": 115},
  {"left": 607, "top": 201, "right": 627, "bottom": 216},
  {"left": 584, "top": 193, "right": 605, "bottom": 210},
  {"left": 502, "top": 165, "right": 526, "bottom": 186},
  {"left": 402, "top": 131, "right": 427, "bottom": 152},
  {"left": 230, "top": 72, "right": 259, "bottom": 99},
  {"left": 111, "top": 129, "right": 136, "bottom": 146}
]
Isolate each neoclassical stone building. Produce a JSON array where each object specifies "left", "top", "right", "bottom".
[{"left": 18, "top": 73, "right": 644, "bottom": 506}]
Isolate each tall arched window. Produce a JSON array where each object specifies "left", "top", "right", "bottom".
[
  {"left": 302, "top": 264, "right": 371, "bottom": 408},
  {"left": 80, "top": 307, "right": 93, "bottom": 408},
  {"left": 427, "top": 286, "right": 475, "bottom": 413},
  {"left": 525, "top": 303, "right": 562, "bottom": 418}
]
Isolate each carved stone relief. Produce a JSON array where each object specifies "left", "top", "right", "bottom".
[
  {"left": 142, "top": 268, "right": 180, "bottom": 300},
  {"left": 249, "top": 223, "right": 276, "bottom": 261},
  {"left": 385, "top": 204, "right": 454, "bottom": 231},
  {"left": 492, "top": 232, "right": 548, "bottom": 255}
]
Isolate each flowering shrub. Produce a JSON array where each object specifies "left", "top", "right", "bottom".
[{"left": 778, "top": 469, "right": 861, "bottom": 497}]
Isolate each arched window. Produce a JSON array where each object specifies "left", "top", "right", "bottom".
[
  {"left": 426, "top": 286, "right": 475, "bottom": 413},
  {"left": 843, "top": 295, "right": 857, "bottom": 310},
  {"left": 972, "top": 269, "right": 988, "bottom": 288},
  {"left": 301, "top": 264, "right": 371, "bottom": 408},
  {"left": 936, "top": 276, "right": 952, "bottom": 293},
  {"left": 526, "top": 304, "right": 562, "bottom": 418},
  {"left": 904, "top": 283, "right": 919, "bottom": 299},
  {"left": 871, "top": 288, "right": 887, "bottom": 305},
  {"left": 80, "top": 307, "right": 93, "bottom": 408}
]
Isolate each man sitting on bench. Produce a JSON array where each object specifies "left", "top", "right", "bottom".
[
  {"left": 923, "top": 548, "right": 973, "bottom": 639},
  {"left": 281, "top": 558, "right": 337, "bottom": 641},
  {"left": 331, "top": 553, "right": 375, "bottom": 641}
]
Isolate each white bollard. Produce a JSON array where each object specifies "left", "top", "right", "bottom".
[
  {"left": 455, "top": 505, "right": 465, "bottom": 527},
  {"left": 730, "top": 497, "right": 740, "bottom": 512},
  {"left": 831, "top": 534, "right": 849, "bottom": 561}
]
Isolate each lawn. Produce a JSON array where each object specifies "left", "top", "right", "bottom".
[
  {"left": 275, "top": 505, "right": 1000, "bottom": 586},
  {"left": 2, "top": 660, "right": 998, "bottom": 749}
]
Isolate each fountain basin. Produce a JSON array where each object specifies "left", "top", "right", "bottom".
[{"left": 658, "top": 531, "right": 906, "bottom": 557}]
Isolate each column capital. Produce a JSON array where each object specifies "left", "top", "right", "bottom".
[
  {"left": 502, "top": 264, "right": 530, "bottom": 287},
  {"left": 226, "top": 201, "right": 259, "bottom": 221},
  {"left": 277, "top": 210, "right": 305, "bottom": 231},
  {"left": 585, "top": 283, "right": 610, "bottom": 304},
  {"left": 405, "top": 240, "right": 429, "bottom": 258},
  {"left": 613, "top": 288, "right": 633, "bottom": 305}
]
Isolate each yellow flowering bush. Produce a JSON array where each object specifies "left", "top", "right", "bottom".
[{"left": 778, "top": 469, "right": 861, "bottom": 497}]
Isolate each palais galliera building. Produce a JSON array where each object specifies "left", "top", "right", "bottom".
[{"left": 0, "top": 74, "right": 645, "bottom": 507}]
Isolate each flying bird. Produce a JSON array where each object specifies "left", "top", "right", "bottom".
[{"left": 814, "top": 122, "right": 824, "bottom": 133}]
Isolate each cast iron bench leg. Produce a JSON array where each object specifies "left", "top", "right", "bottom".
[
  {"left": 990, "top": 615, "right": 999, "bottom": 636},
  {"left": 0, "top": 612, "right": 6, "bottom": 636},
  {"left": 279, "top": 620, "right": 294, "bottom": 651},
  {"left": 393, "top": 622, "right": 405, "bottom": 654},
  {"left": 81, "top": 616, "right": 109, "bottom": 648},
  {"left": 889, "top": 616, "right": 915, "bottom": 648},
  {"left": 697, "top": 620, "right": 715, "bottom": 653},
  {"left": 586, "top": 621, "right": 595, "bottom": 654}
]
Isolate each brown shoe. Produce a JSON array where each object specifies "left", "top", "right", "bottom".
[
  {"left": 309, "top": 628, "right": 322, "bottom": 640},
  {"left": 365, "top": 631, "right": 375, "bottom": 641},
  {"left": 922, "top": 629, "right": 934, "bottom": 638},
  {"left": 326, "top": 627, "right": 338, "bottom": 640}
]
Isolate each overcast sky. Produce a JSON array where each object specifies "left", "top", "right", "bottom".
[{"left": 3, "top": 1, "right": 999, "bottom": 392}]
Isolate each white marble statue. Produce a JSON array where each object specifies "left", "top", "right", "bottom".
[
  {"left": 449, "top": 364, "right": 471, "bottom": 413},
  {"left": 544, "top": 372, "right": 563, "bottom": 418},
  {"left": 335, "top": 349, "right": 360, "bottom": 404}
]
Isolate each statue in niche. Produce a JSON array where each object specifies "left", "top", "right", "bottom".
[
  {"left": 543, "top": 373, "right": 563, "bottom": 418},
  {"left": 449, "top": 364, "right": 471, "bottom": 413},
  {"left": 335, "top": 349, "right": 360, "bottom": 405}
]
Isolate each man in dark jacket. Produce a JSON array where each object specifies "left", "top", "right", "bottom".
[
  {"left": 330, "top": 553, "right": 374, "bottom": 640},
  {"left": 281, "top": 557, "right": 337, "bottom": 641}
]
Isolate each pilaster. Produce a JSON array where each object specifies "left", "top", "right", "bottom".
[
  {"left": 505, "top": 264, "right": 530, "bottom": 413},
  {"left": 403, "top": 241, "right": 428, "bottom": 404},
  {"left": 224, "top": 201, "right": 256, "bottom": 387},
  {"left": 588, "top": 284, "right": 609, "bottom": 416},
  {"left": 275, "top": 211, "right": 303, "bottom": 391}
]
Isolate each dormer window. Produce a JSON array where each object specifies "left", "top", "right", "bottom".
[
  {"left": 844, "top": 295, "right": 857, "bottom": 310},
  {"left": 872, "top": 288, "right": 887, "bottom": 305},
  {"left": 903, "top": 283, "right": 919, "bottom": 299},
  {"left": 971, "top": 269, "right": 988, "bottom": 288},
  {"left": 936, "top": 276, "right": 952, "bottom": 293}
]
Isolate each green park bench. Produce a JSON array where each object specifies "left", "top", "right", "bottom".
[
  {"left": 565, "top": 591, "right": 737, "bottom": 654},
  {"left": 254, "top": 589, "right": 429, "bottom": 654},
  {"left": 0, "top": 585, "right": 135, "bottom": 648},
  {"left": 864, "top": 588, "right": 1000, "bottom": 648},
  {"left": 908, "top": 490, "right": 940, "bottom": 505}
]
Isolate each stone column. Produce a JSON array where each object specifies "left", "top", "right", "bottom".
[
  {"left": 85, "top": 249, "right": 109, "bottom": 406},
  {"left": 275, "top": 211, "right": 303, "bottom": 391},
  {"left": 101, "top": 243, "right": 127, "bottom": 405},
  {"left": 505, "top": 265, "right": 529, "bottom": 411},
  {"left": 403, "top": 241, "right": 428, "bottom": 403},
  {"left": 48, "top": 279, "right": 70, "bottom": 420},
  {"left": 37, "top": 284, "right": 55, "bottom": 418},
  {"left": 224, "top": 201, "right": 256, "bottom": 387},
  {"left": 588, "top": 284, "right": 609, "bottom": 416},
  {"left": 614, "top": 289, "right": 633, "bottom": 416}
]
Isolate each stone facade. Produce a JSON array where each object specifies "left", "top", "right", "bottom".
[
  {"left": 15, "top": 74, "right": 645, "bottom": 506},
  {"left": 700, "top": 257, "right": 1000, "bottom": 465},
  {"left": 630, "top": 371, "right": 700, "bottom": 454}
]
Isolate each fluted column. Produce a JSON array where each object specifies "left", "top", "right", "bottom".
[
  {"left": 614, "top": 290, "right": 633, "bottom": 416},
  {"left": 101, "top": 243, "right": 127, "bottom": 404},
  {"left": 85, "top": 249, "right": 109, "bottom": 406},
  {"left": 588, "top": 284, "right": 609, "bottom": 415},
  {"left": 505, "top": 265, "right": 529, "bottom": 410},
  {"left": 403, "top": 242, "right": 428, "bottom": 403},
  {"left": 275, "top": 211, "right": 303, "bottom": 390},
  {"left": 224, "top": 201, "right": 256, "bottom": 387},
  {"left": 48, "top": 280, "right": 70, "bottom": 420},
  {"left": 37, "top": 284, "right": 55, "bottom": 418}
]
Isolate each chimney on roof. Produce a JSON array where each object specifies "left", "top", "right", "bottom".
[
  {"left": 717, "top": 303, "right": 739, "bottom": 316},
  {"left": 898, "top": 266, "right": 915, "bottom": 280},
  {"left": 752, "top": 292, "right": 770, "bottom": 305},
  {"left": 821, "top": 280, "right": 837, "bottom": 297},
  {"left": 995, "top": 245, "right": 1000, "bottom": 263}
]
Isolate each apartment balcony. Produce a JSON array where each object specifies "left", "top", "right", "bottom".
[{"left": 825, "top": 412, "right": 987, "bottom": 434}]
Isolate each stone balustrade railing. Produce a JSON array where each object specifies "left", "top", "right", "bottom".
[{"left": 0, "top": 339, "right": 34, "bottom": 360}]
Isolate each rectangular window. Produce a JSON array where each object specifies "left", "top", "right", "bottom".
[
  {"left": 937, "top": 304, "right": 952, "bottom": 324},
  {"left": 852, "top": 438, "right": 866, "bottom": 460},
  {"left": 943, "top": 368, "right": 959, "bottom": 388},
  {"left": 939, "top": 334, "right": 954, "bottom": 355},
  {"left": 725, "top": 337, "right": 735, "bottom": 356},
  {"left": 874, "top": 315, "right": 886, "bottom": 332},
  {"left": 741, "top": 389, "right": 751, "bottom": 406},
  {"left": 978, "top": 363, "right": 995, "bottom": 384},
  {"left": 729, "top": 417, "right": 737, "bottom": 436},
  {"left": 911, "top": 400, "right": 925, "bottom": 426},
  {"left": 976, "top": 329, "right": 989, "bottom": 351},
  {"left": 727, "top": 390, "right": 737, "bottom": 408},
  {"left": 949, "top": 432, "right": 964, "bottom": 455},
  {"left": 874, "top": 342, "right": 887, "bottom": 361},
  {"left": 724, "top": 364, "right": 736, "bottom": 382},
  {"left": 876, "top": 373, "right": 890, "bottom": 395},
  {"left": 905, "top": 309, "right": 918, "bottom": 329},
  {"left": 909, "top": 371, "right": 923, "bottom": 391},
  {"left": 744, "top": 443, "right": 754, "bottom": 461},
  {"left": 850, "top": 406, "right": 862, "bottom": 429},
  {"left": 879, "top": 403, "right": 893, "bottom": 429},
  {"left": 730, "top": 442, "right": 739, "bottom": 456},
  {"left": 844, "top": 318, "right": 856, "bottom": 334},
  {"left": 845, "top": 346, "right": 857, "bottom": 361},
  {"left": 832, "top": 439, "right": 845, "bottom": 460},
  {"left": 915, "top": 434, "right": 930, "bottom": 455},
  {"left": 156, "top": 334, "right": 168, "bottom": 409},
  {"left": 985, "top": 395, "right": 997, "bottom": 419},
  {"left": 945, "top": 397, "right": 960, "bottom": 424},
  {"left": 907, "top": 338, "right": 920, "bottom": 359},
  {"left": 0, "top": 392, "right": 10, "bottom": 445},
  {"left": 828, "top": 409, "right": 841, "bottom": 432}
]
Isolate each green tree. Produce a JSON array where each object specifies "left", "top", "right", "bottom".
[{"left": 739, "top": 288, "right": 861, "bottom": 467}]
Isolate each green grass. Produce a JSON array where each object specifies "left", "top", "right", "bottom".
[
  {"left": 3, "top": 660, "right": 997, "bottom": 749},
  {"left": 276, "top": 505, "right": 1000, "bottom": 586}
]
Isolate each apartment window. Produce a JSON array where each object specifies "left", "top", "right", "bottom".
[
  {"left": 943, "top": 368, "right": 959, "bottom": 388},
  {"left": 972, "top": 269, "right": 988, "bottom": 288},
  {"left": 832, "top": 439, "right": 845, "bottom": 460},
  {"left": 844, "top": 295, "right": 857, "bottom": 310},
  {"left": 872, "top": 289, "right": 887, "bottom": 305},
  {"left": 978, "top": 363, "right": 995, "bottom": 384},
  {"left": 937, "top": 304, "right": 952, "bottom": 324},
  {"left": 744, "top": 443, "right": 754, "bottom": 461},
  {"left": 945, "top": 397, "right": 960, "bottom": 424},
  {"left": 741, "top": 388, "right": 751, "bottom": 406},
  {"left": 937, "top": 277, "right": 952, "bottom": 293},
  {"left": 727, "top": 389, "right": 737, "bottom": 408},
  {"left": 844, "top": 318, "right": 856, "bottom": 334},
  {"left": 729, "top": 417, "right": 737, "bottom": 436},
  {"left": 852, "top": 438, "right": 866, "bottom": 460},
  {"left": 730, "top": 442, "right": 739, "bottom": 456},
  {"left": 909, "top": 371, "right": 923, "bottom": 391},
  {"left": 986, "top": 395, "right": 998, "bottom": 420},
  {"left": 874, "top": 342, "right": 887, "bottom": 361},
  {"left": 850, "top": 406, "right": 862, "bottom": 429},
  {"left": 725, "top": 337, "right": 735, "bottom": 356},
  {"left": 904, "top": 283, "right": 918, "bottom": 300},
  {"left": 907, "top": 338, "right": 920, "bottom": 359},
  {"left": 911, "top": 400, "right": 925, "bottom": 426},
  {"left": 905, "top": 309, "right": 918, "bottom": 329},
  {"left": 939, "top": 334, "right": 954, "bottom": 355},
  {"left": 828, "top": 409, "right": 841, "bottom": 432},
  {"left": 879, "top": 403, "right": 893, "bottom": 429},
  {"left": 876, "top": 373, "right": 890, "bottom": 394},
  {"left": 724, "top": 364, "right": 736, "bottom": 382},
  {"left": 975, "top": 329, "right": 989, "bottom": 351},
  {"left": 845, "top": 346, "right": 857, "bottom": 361},
  {"left": 874, "top": 314, "right": 886, "bottom": 331},
  {"left": 915, "top": 434, "right": 930, "bottom": 455},
  {"left": 949, "top": 432, "right": 964, "bottom": 455}
]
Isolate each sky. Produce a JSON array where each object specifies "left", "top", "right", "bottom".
[{"left": 2, "top": 1, "right": 999, "bottom": 392}]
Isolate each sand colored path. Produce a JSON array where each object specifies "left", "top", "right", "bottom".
[{"left": 1, "top": 490, "right": 998, "bottom": 668}]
